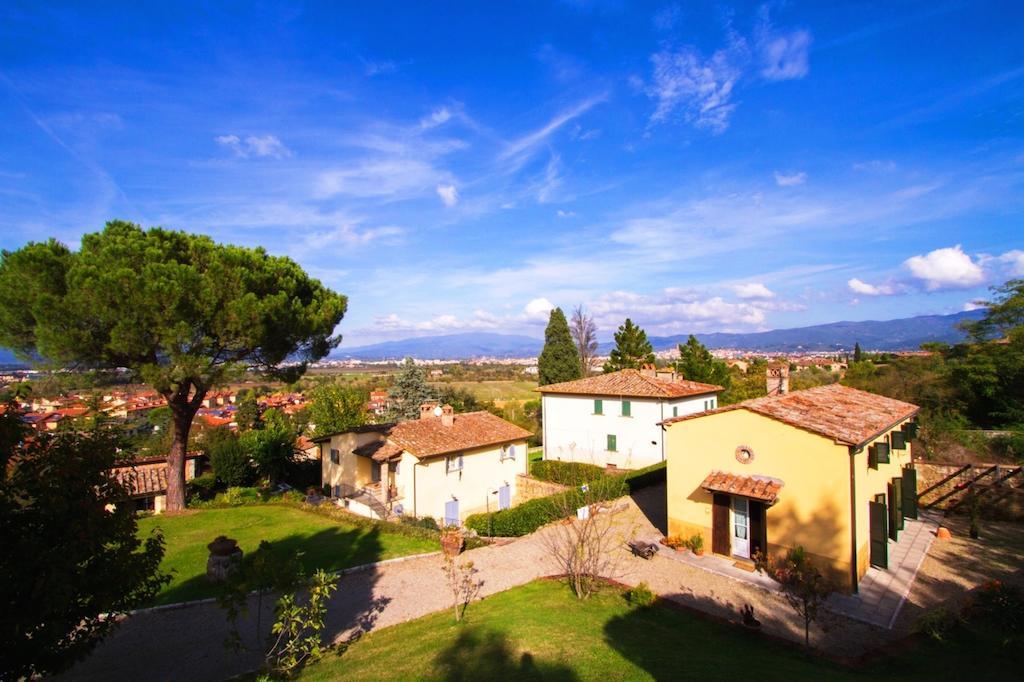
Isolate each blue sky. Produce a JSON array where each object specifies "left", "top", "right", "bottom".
[{"left": 1, "top": 1, "right": 1022, "bottom": 348}]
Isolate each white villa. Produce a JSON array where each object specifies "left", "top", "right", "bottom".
[{"left": 537, "top": 367, "right": 723, "bottom": 469}]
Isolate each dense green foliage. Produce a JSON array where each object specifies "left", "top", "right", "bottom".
[
  {"left": 388, "top": 358, "right": 435, "bottom": 420},
  {"left": 204, "top": 428, "right": 254, "bottom": 487},
  {"left": 0, "top": 221, "right": 347, "bottom": 510},
  {"left": 308, "top": 383, "right": 368, "bottom": 436},
  {"left": 604, "top": 318, "right": 655, "bottom": 373},
  {"left": 538, "top": 307, "right": 583, "bottom": 386},
  {"left": 234, "top": 392, "right": 262, "bottom": 432},
  {"left": 530, "top": 460, "right": 606, "bottom": 485},
  {"left": 674, "top": 335, "right": 731, "bottom": 389},
  {"left": 465, "top": 462, "right": 666, "bottom": 536},
  {"left": 241, "top": 421, "right": 298, "bottom": 484},
  {"left": 0, "top": 406, "right": 168, "bottom": 679}
]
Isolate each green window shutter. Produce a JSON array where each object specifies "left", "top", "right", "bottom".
[
  {"left": 903, "top": 421, "right": 918, "bottom": 439},
  {"left": 607, "top": 434, "right": 617, "bottom": 452},
  {"left": 622, "top": 400, "right": 631, "bottom": 417},
  {"left": 869, "top": 497, "right": 888, "bottom": 569},
  {"left": 876, "top": 442, "right": 890, "bottom": 464},
  {"left": 902, "top": 467, "right": 918, "bottom": 520},
  {"left": 891, "top": 431, "right": 907, "bottom": 450},
  {"left": 673, "top": 406, "right": 678, "bottom": 417},
  {"left": 594, "top": 399, "right": 603, "bottom": 415}
]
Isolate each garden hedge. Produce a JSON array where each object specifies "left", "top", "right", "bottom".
[
  {"left": 465, "top": 461, "right": 666, "bottom": 537},
  {"left": 529, "top": 460, "right": 606, "bottom": 485}
]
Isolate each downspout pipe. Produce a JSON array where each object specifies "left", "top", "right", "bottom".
[{"left": 848, "top": 445, "right": 860, "bottom": 594}]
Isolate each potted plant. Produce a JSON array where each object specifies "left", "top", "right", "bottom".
[
  {"left": 660, "top": 535, "right": 684, "bottom": 551},
  {"left": 441, "top": 527, "right": 464, "bottom": 556},
  {"left": 688, "top": 533, "right": 705, "bottom": 557}
]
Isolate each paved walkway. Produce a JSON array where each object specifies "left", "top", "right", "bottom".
[{"left": 827, "top": 512, "right": 938, "bottom": 628}]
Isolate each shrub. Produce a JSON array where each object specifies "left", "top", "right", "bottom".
[
  {"left": 975, "top": 580, "right": 1024, "bottom": 641},
  {"left": 917, "top": 607, "right": 960, "bottom": 642},
  {"left": 626, "top": 582, "right": 656, "bottom": 607},
  {"left": 401, "top": 515, "right": 440, "bottom": 531},
  {"left": 186, "top": 472, "right": 220, "bottom": 502},
  {"left": 623, "top": 461, "right": 667, "bottom": 491},
  {"left": 684, "top": 533, "right": 704, "bottom": 554},
  {"left": 206, "top": 429, "right": 254, "bottom": 487},
  {"left": 530, "top": 460, "right": 605, "bottom": 485}
]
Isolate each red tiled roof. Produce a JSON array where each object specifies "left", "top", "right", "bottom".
[
  {"left": 700, "top": 471, "right": 784, "bottom": 503},
  {"left": 387, "top": 411, "right": 533, "bottom": 459},
  {"left": 353, "top": 440, "right": 405, "bottom": 462},
  {"left": 536, "top": 369, "right": 722, "bottom": 399},
  {"left": 662, "top": 384, "right": 919, "bottom": 447}
]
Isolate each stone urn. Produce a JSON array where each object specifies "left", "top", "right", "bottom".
[
  {"left": 206, "top": 535, "right": 243, "bottom": 583},
  {"left": 440, "top": 529, "right": 464, "bottom": 557}
]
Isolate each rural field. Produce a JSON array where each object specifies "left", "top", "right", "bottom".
[{"left": 430, "top": 380, "right": 539, "bottom": 403}]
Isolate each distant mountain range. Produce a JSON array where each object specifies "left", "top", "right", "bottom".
[
  {"left": 0, "top": 310, "right": 985, "bottom": 366},
  {"left": 333, "top": 310, "right": 984, "bottom": 360}
]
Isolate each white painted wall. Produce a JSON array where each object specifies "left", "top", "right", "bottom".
[{"left": 542, "top": 393, "right": 717, "bottom": 469}]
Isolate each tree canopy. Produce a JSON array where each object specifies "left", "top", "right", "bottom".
[
  {"left": 673, "top": 335, "right": 731, "bottom": 389},
  {"left": 0, "top": 405, "right": 169, "bottom": 678},
  {"left": 308, "top": 383, "right": 369, "bottom": 436},
  {"left": 388, "top": 358, "right": 435, "bottom": 421},
  {"left": 0, "top": 221, "right": 347, "bottom": 510},
  {"left": 603, "top": 318, "right": 655, "bottom": 373},
  {"left": 538, "top": 307, "right": 582, "bottom": 386}
]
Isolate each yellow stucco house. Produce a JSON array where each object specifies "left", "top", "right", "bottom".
[
  {"left": 662, "top": 384, "right": 920, "bottom": 593},
  {"left": 315, "top": 403, "right": 532, "bottom": 525}
]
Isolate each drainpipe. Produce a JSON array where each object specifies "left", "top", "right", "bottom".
[
  {"left": 660, "top": 402, "right": 665, "bottom": 462},
  {"left": 848, "top": 445, "right": 859, "bottom": 594}
]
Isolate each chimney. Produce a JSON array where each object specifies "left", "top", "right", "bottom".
[
  {"left": 440, "top": 404, "right": 455, "bottom": 427},
  {"left": 655, "top": 368, "right": 677, "bottom": 383},
  {"left": 766, "top": 363, "right": 790, "bottom": 396},
  {"left": 639, "top": 363, "right": 657, "bottom": 378},
  {"left": 419, "top": 402, "right": 439, "bottom": 420}
]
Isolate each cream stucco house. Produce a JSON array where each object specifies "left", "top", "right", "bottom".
[
  {"left": 537, "top": 367, "right": 722, "bottom": 469},
  {"left": 662, "top": 384, "right": 919, "bottom": 593},
  {"left": 315, "top": 404, "right": 532, "bottom": 525}
]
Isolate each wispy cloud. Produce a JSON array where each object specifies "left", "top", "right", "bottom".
[
  {"left": 498, "top": 94, "right": 606, "bottom": 165},
  {"left": 215, "top": 134, "right": 291, "bottom": 159},
  {"left": 773, "top": 171, "right": 807, "bottom": 186},
  {"left": 732, "top": 282, "right": 775, "bottom": 299},
  {"left": 436, "top": 183, "right": 459, "bottom": 207},
  {"left": 847, "top": 277, "right": 897, "bottom": 296},
  {"left": 755, "top": 8, "right": 812, "bottom": 81}
]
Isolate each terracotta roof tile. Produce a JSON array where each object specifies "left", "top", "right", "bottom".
[
  {"left": 537, "top": 369, "right": 722, "bottom": 399},
  {"left": 352, "top": 440, "right": 405, "bottom": 462},
  {"left": 387, "top": 411, "right": 532, "bottom": 459},
  {"left": 663, "top": 384, "right": 918, "bottom": 446},
  {"left": 700, "top": 471, "right": 784, "bottom": 503}
]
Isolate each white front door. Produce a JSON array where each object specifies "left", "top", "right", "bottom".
[{"left": 732, "top": 497, "right": 750, "bottom": 559}]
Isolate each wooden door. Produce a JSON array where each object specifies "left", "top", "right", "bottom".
[
  {"left": 749, "top": 500, "right": 766, "bottom": 558},
  {"left": 902, "top": 467, "right": 918, "bottom": 519},
  {"left": 870, "top": 495, "right": 888, "bottom": 568},
  {"left": 712, "top": 494, "right": 730, "bottom": 555}
]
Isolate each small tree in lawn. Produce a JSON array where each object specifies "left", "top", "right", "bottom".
[
  {"left": 538, "top": 307, "right": 582, "bottom": 386},
  {"left": 441, "top": 554, "right": 484, "bottom": 622},
  {"left": 388, "top": 358, "right": 435, "bottom": 421},
  {"left": 603, "top": 319, "right": 655, "bottom": 373},
  {"left": 754, "top": 546, "right": 834, "bottom": 648},
  {"left": 0, "top": 221, "right": 347, "bottom": 511}
]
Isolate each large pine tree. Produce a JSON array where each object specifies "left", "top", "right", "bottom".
[
  {"left": 388, "top": 357, "right": 435, "bottom": 420},
  {"left": 538, "top": 307, "right": 582, "bottom": 386},
  {"left": 674, "top": 335, "right": 731, "bottom": 388},
  {"left": 604, "top": 318, "right": 655, "bottom": 373}
]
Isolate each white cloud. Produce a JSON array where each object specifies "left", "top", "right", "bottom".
[
  {"left": 757, "top": 28, "right": 812, "bottom": 81},
  {"left": 362, "top": 58, "right": 397, "bottom": 76},
  {"left": 847, "top": 277, "right": 896, "bottom": 296},
  {"left": 420, "top": 107, "right": 452, "bottom": 129},
  {"left": 215, "top": 134, "right": 291, "bottom": 159},
  {"left": 732, "top": 282, "right": 775, "bottom": 299},
  {"left": 773, "top": 171, "right": 807, "bottom": 187},
  {"left": 904, "top": 245, "right": 985, "bottom": 290},
  {"left": 645, "top": 39, "right": 745, "bottom": 134},
  {"left": 556, "top": 209, "right": 576, "bottom": 218},
  {"left": 853, "top": 159, "right": 897, "bottom": 172},
  {"left": 314, "top": 159, "right": 445, "bottom": 199},
  {"left": 436, "top": 184, "right": 459, "bottom": 207},
  {"left": 995, "top": 249, "right": 1024, "bottom": 276},
  {"left": 499, "top": 94, "right": 606, "bottom": 165},
  {"left": 536, "top": 154, "right": 563, "bottom": 203},
  {"left": 589, "top": 290, "right": 768, "bottom": 332},
  {"left": 963, "top": 300, "right": 987, "bottom": 312},
  {"left": 301, "top": 222, "right": 404, "bottom": 249},
  {"left": 523, "top": 297, "right": 555, "bottom": 321}
]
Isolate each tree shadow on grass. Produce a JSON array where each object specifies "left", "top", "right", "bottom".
[{"left": 433, "top": 626, "right": 577, "bottom": 681}]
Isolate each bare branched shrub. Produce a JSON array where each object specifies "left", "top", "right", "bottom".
[{"left": 441, "top": 554, "right": 484, "bottom": 622}]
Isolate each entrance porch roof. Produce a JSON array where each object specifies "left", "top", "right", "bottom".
[{"left": 700, "top": 470, "right": 784, "bottom": 504}]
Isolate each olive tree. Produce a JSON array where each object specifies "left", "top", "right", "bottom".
[{"left": 0, "top": 221, "right": 347, "bottom": 510}]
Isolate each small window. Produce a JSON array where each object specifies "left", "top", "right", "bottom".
[
  {"left": 594, "top": 399, "right": 603, "bottom": 415},
  {"left": 710, "top": 398, "right": 716, "bottom": 409},
  {"left": 621, "top": 400, "right": 631, "bottom": 417},
  {"left": 501, "top": 444, "right": 517, "bottom": 461},
  {"left": 447, "top": 454, "right": 464, "bottom": 473},
  {"left": 330, "top": 448, "right": 340, "bottom": 464},
  {"left": 607, "top": 434, "right": 617, "bottom": 452}
]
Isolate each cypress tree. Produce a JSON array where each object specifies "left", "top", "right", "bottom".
[
  {"left": 604, "top": 318, "right": 655, "bottom": 372},
  {"left": 853, "top": 342, "right": 863, "bottom": 363},
  {"left": 538, "top": 307, "right": 582, "bottom": 386},
  {"left": 675, "top": 335, "right": 731, "bottom": 388}
]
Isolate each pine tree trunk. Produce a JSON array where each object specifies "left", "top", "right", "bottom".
[{"left": 165, "top": 402, "right": 198, "bottom": 512}]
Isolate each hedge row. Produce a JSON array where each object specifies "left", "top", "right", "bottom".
[
  {"left": 529, "top": 460, "right": 606, "bottom": 485},
  {"left": 465, "top": 461, "right": 667, "bottom": 537}
]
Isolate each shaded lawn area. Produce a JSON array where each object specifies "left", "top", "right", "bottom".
[
  {"left": 297, "top": 579, "right": 1020, "bottom": 681},
  {"left": 138, "top": 504, "right": 437, "bottom": 606}
]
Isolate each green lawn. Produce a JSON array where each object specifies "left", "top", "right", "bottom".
[
  {"left": 297, "top": 579, "right": 1020, "bottom": 681},
  {"left": 430, "top": 380, "right": 539, "bottom": 402},
  {"left": 138, "top": 504, "right": 437, "bottom": 605}
]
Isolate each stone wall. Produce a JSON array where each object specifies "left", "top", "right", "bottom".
[
  {"left": 915, "top": 460, "right": 1024, "bottom": 520},
  {"left": 514, "top": 474, "right": 569, "bottom": 504}
]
